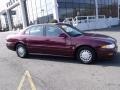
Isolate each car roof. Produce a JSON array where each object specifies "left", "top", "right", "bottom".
[
  {"left": 27, "top": 23, "right": 69, "bottom": 27},
  {"left": 23, "top": 23, "right": 71, "bottom": 32},
  {"left": 21, "top": 23, "right": 69, "bottom": 34}
]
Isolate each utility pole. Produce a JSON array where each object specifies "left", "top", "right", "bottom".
[
  {"left": 19, "top": 0, "right": 28, "bottom": 28},
  {"left": 95, "top": 0, "right": 98, "bottom": 19},
  {"left": 118, "top": 0, "right": 120, "bottom": 20},
  {"left": 52, "top": 0, "right": 59, "bottom": 22},
  {"left": 6, "top": 10, "right": 12, "bottom": 31}
]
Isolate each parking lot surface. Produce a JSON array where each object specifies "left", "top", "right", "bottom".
[{"left": 0, "top": 29, "right": 120, "bottom": 90}]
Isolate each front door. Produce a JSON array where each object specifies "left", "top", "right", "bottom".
[{"left": 44, "top": 25, "right": 72, "bottom": 56}]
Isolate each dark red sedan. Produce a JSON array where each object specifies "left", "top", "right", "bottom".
[{"left": 6, "top": 23, "right": 118, "bottom": 64}]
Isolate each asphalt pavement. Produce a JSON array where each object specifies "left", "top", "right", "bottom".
[{"left": 0, "top": 29, "right": 120, "bottom": 90}]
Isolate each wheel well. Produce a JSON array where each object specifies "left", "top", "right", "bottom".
[
  {"left": 75, "top": 45, "right": 97, "bottom": 57},
  {"left": 14, "top": 42, "right": 25, "bottom": 51}
]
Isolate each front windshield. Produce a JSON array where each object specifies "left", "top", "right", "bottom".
[{"left": 58, "top": 24, "right": 83, "bottom": 37}]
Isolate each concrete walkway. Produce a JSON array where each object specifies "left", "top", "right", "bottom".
[{"left": 85, "top": 26, "right": 120, "bottom": 32}]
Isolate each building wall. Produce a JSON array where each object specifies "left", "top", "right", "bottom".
[
  {"left": 11, "top": 6, "right": 23, "bottom": 28},
  {"left": 0, "top": 18, "right": 2, "bottom": 30},
  {"left": 26, "top": 0, "right": 54, "bottom": 25},
  {"left": 0, "top": 15, "right": 7, "bottom": 29}
]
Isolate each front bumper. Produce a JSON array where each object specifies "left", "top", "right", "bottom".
[{"left": 97, "top": 46, "right": 118, "bottom": 59}]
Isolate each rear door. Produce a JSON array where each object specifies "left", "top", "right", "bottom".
[{"left": 26, "top": 25, "right": 47, "bottom": 54}]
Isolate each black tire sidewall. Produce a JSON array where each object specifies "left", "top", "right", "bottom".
[
  {"left": 76, "top": 47, "right": 96, "bottom": 64},
  {"left": 16, "top": 44, "right": 27, "bottom": 58}
]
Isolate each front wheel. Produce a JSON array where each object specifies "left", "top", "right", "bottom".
[
  {"left": 76, "top": 47, "right": 97, "bottom": 64},
  {"left": 16, "top": 44, "right": 28, "bottom": 58}
]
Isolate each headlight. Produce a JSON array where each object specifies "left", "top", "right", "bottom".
[{"left": 101, "top": 44, "right": 115, "bottom": 49}]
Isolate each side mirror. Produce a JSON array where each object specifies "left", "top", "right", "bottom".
[{"left": 59, "top": 33, "right": 67, "bottom": 38}]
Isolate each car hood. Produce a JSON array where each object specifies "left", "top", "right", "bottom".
[
  {"left": 84, "top": 33, "right": 116, "bottom": 42},
  {"left": 73, "top": 33, "right": 116, "bottom": 44}
]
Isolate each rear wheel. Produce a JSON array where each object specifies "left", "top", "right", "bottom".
[
  {"left": 16, "top": 44, "right": 28, "bottom": 58},
  {"left": 76, "top": 46, "right": 96, "bottom": 64}
]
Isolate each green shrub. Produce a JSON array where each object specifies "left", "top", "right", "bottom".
[{"left": 49, "top": 19, "right": 58, "bottom": 23}]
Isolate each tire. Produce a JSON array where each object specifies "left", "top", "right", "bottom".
[
  {"left": 16, "top": 44, "right": 28, "bottom": 58},
  {"left": 76, "top": 46, "right": 96, "bottom": 64}
]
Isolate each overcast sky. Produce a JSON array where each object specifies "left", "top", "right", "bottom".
[{"left": 0, "top": 0, "right": 9, "bottom": 11}]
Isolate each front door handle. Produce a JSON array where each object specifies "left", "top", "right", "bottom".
[{"left": 46, "top": 39, "right": 50, "bottom": 41}]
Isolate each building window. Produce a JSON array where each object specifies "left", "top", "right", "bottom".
[
  {"left": 57, "top": 0, "right": 96, "bottom": 21},
  {"left": 98, "top": 0, "right": 118, "bottom": 18},
  {"left": 58, "top": 0, "right": 118, "bottom": 21}
]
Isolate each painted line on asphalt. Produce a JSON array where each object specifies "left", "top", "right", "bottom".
[{"left": 17, "top": 70, "right": 36, "bottom": 90}]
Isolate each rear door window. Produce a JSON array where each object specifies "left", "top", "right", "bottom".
[{"left": 29, "top": 26, "right": 44, "bottom": 36}]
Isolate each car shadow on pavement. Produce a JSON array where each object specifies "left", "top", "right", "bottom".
[
  {"left": 26, "top": 52, "right": 120, "bottom": 67},
  {"left": 28, "top": 55, "right": 76, "bottom": 64},
  {"left": 95, "top": 52, "right": 120, "bottom": 67}
]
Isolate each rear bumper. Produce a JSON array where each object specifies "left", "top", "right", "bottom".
[{"left": 6, "top": 42, "right": 15, "bottom": 51}]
